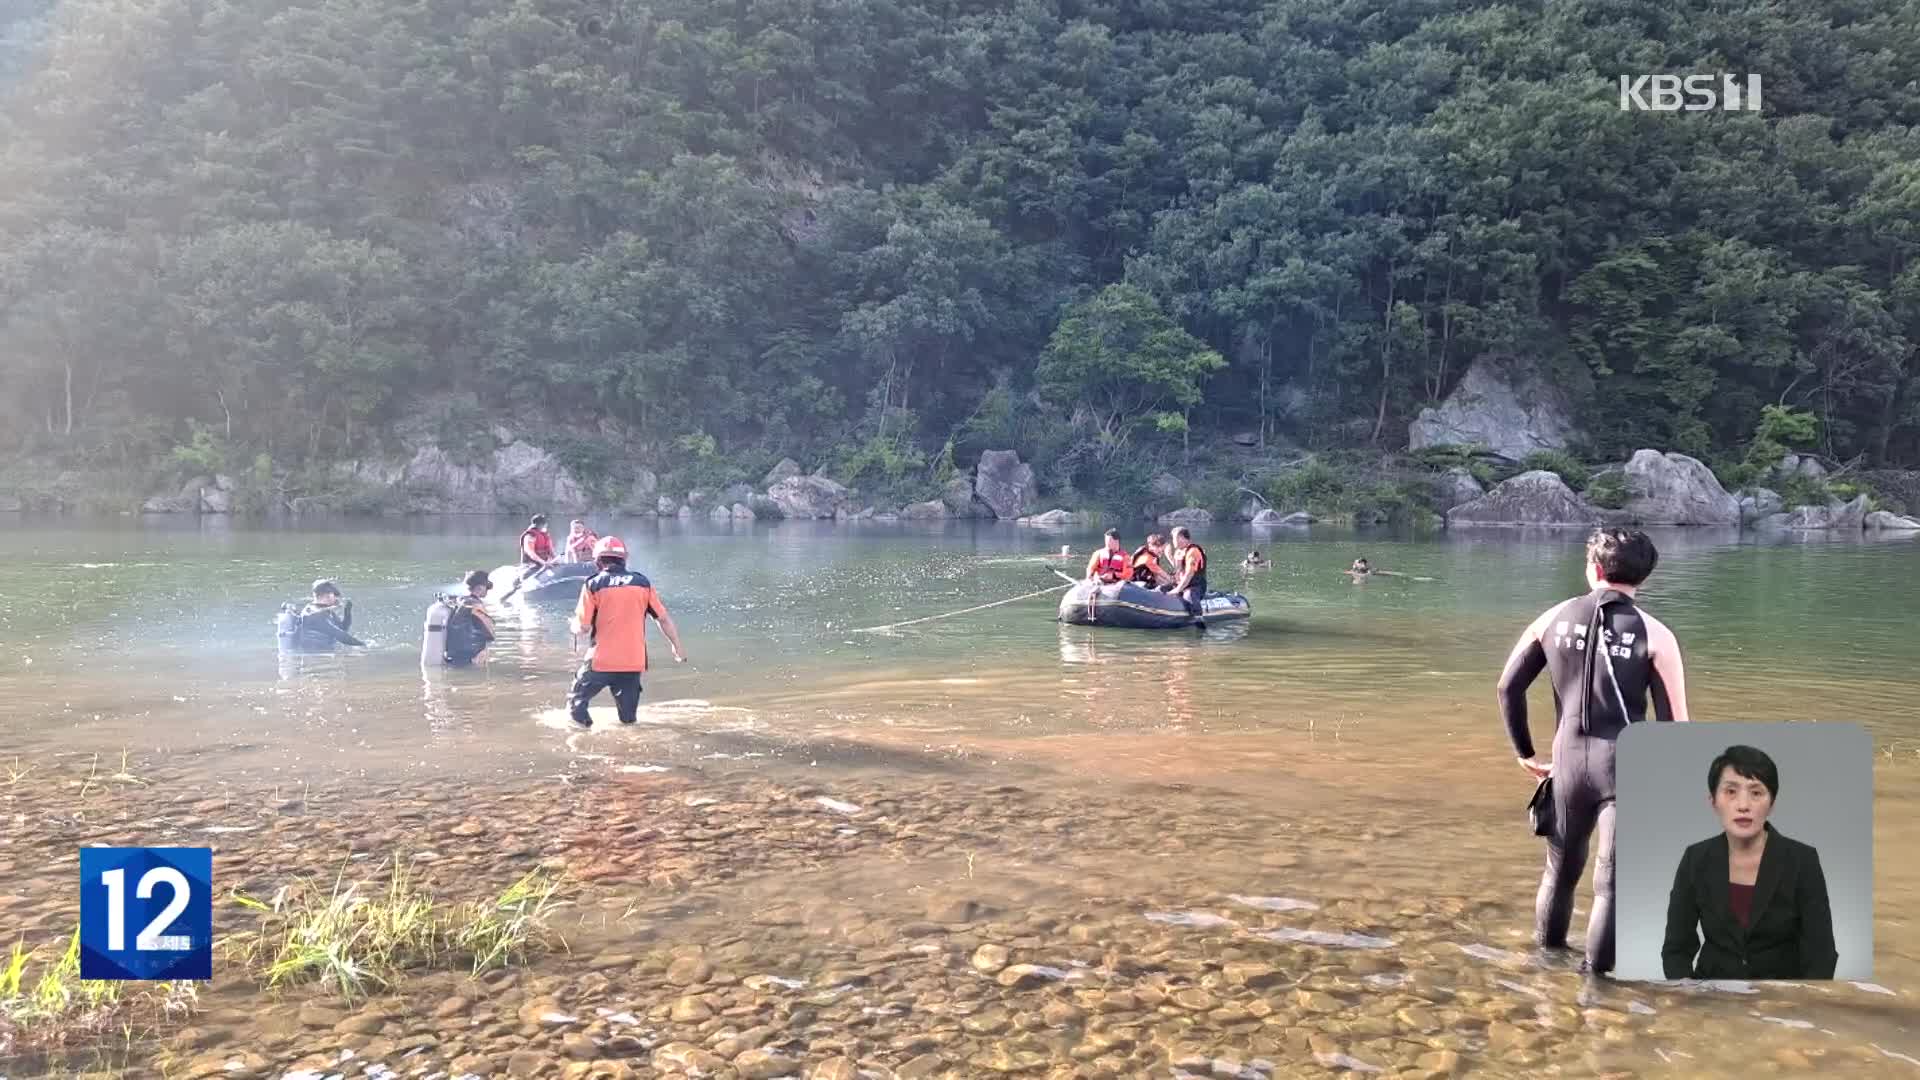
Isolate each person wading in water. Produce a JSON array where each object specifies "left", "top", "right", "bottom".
[{"left": 1495, "top": 527, "right": 1693, "bottom": 977}]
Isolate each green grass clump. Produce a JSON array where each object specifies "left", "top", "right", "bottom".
[
  {"left": 226, "top": 860, "right": 569, "bottom": 1003},
  {"left": 1583, "top": 472, "right": 1628, "bottom": 509},
  {"left": 1519, "top": 450, "right": 1591, "bottom": 490},
  {"left": 0, "top": 930, "right": 198, "bottom": 1057}
]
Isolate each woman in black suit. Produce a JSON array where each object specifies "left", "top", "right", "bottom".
[{"left": 1662, "top": 745, "right": 1838, "bottom": 979}]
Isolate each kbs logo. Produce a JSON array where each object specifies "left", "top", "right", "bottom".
[{"left": 1619, "top": 74, "right": 1763, "bottom": 112}]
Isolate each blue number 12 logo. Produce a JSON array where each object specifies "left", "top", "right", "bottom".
[{"left": 79, "top": 847, "right": 213, "bottom": 981}]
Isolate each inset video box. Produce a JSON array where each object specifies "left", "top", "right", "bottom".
[{"left": 1615, "top": 721, "right": 1872, "bottom": 982}]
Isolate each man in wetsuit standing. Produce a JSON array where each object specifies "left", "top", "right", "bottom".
[{"left": 1495, "top": 527, "right": 1692, "bottom": 976}]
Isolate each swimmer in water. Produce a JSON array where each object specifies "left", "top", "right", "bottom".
[{"left": 1243, "top": 550, "right": 1270, "bottom": 568}]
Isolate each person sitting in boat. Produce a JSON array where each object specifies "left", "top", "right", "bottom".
[
  {"left": 565, "top": 519, "right": 599, "bottom": 562},
  {"left": 1086, "top": 529, "right": 1131, "bottom": 584},
  {"left": 1165, "top": 527, "right": 1209, "bottom": 619},
  {"left": 1243, "top": 550, "right": 1270, "bottom": 568},
  {"left": 520, "top": 514, "right": 557, "bottom": 572},
  {"left": 1131, "top": 534, "right": 1174, "bottom": 588}
]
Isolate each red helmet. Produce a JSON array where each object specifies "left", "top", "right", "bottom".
[{"left": 591, "top": 536, "right": 627, "bottom": 560}]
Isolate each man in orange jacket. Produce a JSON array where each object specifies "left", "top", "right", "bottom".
[{"left": 566, "top": 536, "right": 687, "bottom": 728}]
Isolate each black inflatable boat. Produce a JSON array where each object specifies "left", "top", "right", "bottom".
[
  {"left": 1057, "top": 579, "right": 1251, "bottom": 629},
  {"left": 491, "top": 561, "right": 595, "bottom": 602}
]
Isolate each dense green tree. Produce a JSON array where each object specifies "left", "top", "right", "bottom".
[{"left": 4, "top": 0, "right": 1920, "bottom": 502}]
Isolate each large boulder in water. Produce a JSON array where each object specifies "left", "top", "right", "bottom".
[
  {"left": 1431, "top": 468, "right": 1485, "bottom": 515},
  {"left": 1157, "top": 507, "right": 1214, "bottom": 527},
  {"left": 1251, "top": 509, "right": 1311, "bottom": 527},
  {"left": 1409, "top": 358, "right": 1581, "bottom": 460},
  {"left": 974, "top": 450, "right": 1036, "bottom": 520},
  {"left": 396, "top": 440, "right": 589, "bottom": 514},
  {"left": 1738, "top": 487, "right": 1783, "bottom": 525},
  {"left": 1446, "top": 470, "right": 1604, "bottom": 528},
  {"left": 1620, "top": 449, "right": 1739, "bottom": 525},
  {"left": 1019, "top": 509, "right": 1079, "bottom": 526},
  {"left": 747, "top": 493, "right": 784, "bottom": 519},
  {"left": 1756, "top": 494, "right": 1870, "bottom": 531},
  {"left": 1866, "top": 510, "right": 1920, "bottom": 531},
  {"left": 941, "top": 475, "right": 986, "bottom": 517},
  {"left": 768, "top": 475, "right": 851, "bottom": 519},
  {"left": 901, "top": 499, "right": 949, "bottom": 519}
]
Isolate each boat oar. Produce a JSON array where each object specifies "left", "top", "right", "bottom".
[{"left": 498, "top": 565, "right": 545, "bottom": 603}]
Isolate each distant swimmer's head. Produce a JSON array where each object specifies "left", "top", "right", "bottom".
[
  {"left": 1709, "top": 744, "right": 1779, "bottom": 841},
  {"left": 311, "top": 578, "right": 342, "bottom": 606},
  {"left": 1351, "top": 558, "right": 1370, "bottom": 573},
  {"left": 464, "top": 569, "right": 493, "bottom": 596},
  {"left": 1586, "top": 527, "right": 1658, "bottom": 589}
]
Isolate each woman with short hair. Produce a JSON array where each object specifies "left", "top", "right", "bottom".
[{"left": 1661, "top": 744, "right": 1837, "bottom": 979}]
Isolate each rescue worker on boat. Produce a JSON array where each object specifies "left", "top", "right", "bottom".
[
  {"left": 1131, "top": 533, "right": 1175, "bottom": 588},
  {"left": 1165, "top": 526, "right": 1209, "bottom": 621},
  {"left": 520, "top": 514, "right": 558, "bottom": 571},
  {"left": 564, "top": 519, "right": 599, "bottom": 563},
  {"left": 566, "top": 536, "right": 688, "bottom": 728},
  {"left": 1086, "top": 528, "right": 1131, "bottom": 584}
]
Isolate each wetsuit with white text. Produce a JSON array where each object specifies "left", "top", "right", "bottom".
[{"left": 1497, "top": 587, "right": 1674, "bottom": 974}]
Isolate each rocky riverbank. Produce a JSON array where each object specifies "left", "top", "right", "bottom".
[{"left": 4, "top": 753, "right": 1914, "bottom": 1079}]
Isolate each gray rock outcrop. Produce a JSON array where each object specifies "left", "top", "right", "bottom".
[
  {"left": 763, "top": 458, "right": 802, "bottom": 487},
  {"left": 1432, "top": 468, "right": 1485, "bottom": 516},
  {"left": 1251, "top": 509, "right": 1311, "bottom": 527},
  {"left": 143, "top": 475, "right": 212, "bottom": 513},
  {"left": 1738, "top": 488, "right": 1783, "bottom": 525},
  {"left": 768, "top": 475, "right": 851, "bottom": 519},
  {"left": 1866, "top": 510, "right": 1920, "bottom": 531},
  {"left": 1620, "top": 449, "right": 1739, "bottom": 525},
  {"left": 1446, "top": 470, "right": 1604, "bottom": 528},
  {"left": 901, "top": 500, "right": 949, "bottom": 519},
  {"left": 1157, "top": 507, "right": 1214, "bottom": 527},
  {"left": 1019, "top": 509, "right": 1079, "bottom": 526},
  {"left": 942, "top": 475, "right": 986, "bottom": 518},
  {"left": 974, "top": 450, "right": 1036, "bottom": 520},
  {"left": 1756, "top": 495, "right": 1871, "bottom": 531},
  {"left": 1409, "top": 359, "right": 1581, "bottom": 460}
]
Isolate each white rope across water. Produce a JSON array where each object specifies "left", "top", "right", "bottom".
[{"left": 850, "top": 580, "right": 1077, "bottom": 633}]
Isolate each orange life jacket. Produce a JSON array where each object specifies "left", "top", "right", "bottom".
[{"left": 1089, "top": 547, "right": 1129, "bottom": 581}]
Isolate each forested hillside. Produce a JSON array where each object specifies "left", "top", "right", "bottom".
[{"left": 3, "top": 0, "right": 1920, "bottom": 514}]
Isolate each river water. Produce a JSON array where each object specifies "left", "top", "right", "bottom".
[{"left": 1, "top": 517, "right": 1917, "bottom": 1077}]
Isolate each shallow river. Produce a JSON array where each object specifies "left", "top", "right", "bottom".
[{"left": 1, "top": 518, "right": 1916, "bottom": 1078}]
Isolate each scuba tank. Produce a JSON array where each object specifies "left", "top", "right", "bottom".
[
  {"left": 274, "top": 602, "right": 301, "bottom": 650},
  {"left": 422, "top": 594, "right": 453, "bottom": 667}
]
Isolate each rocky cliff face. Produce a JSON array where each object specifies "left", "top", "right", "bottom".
[{"left": 1408, "top": 358, "right": 1582, "bottom": 460}]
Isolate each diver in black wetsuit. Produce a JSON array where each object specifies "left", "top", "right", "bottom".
[
  {"left": 285, "top": 578, "right": 367, "bottom": 653},
  {"left": 1495, "top": 528, "right": 1692, "bottom": 976}
]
